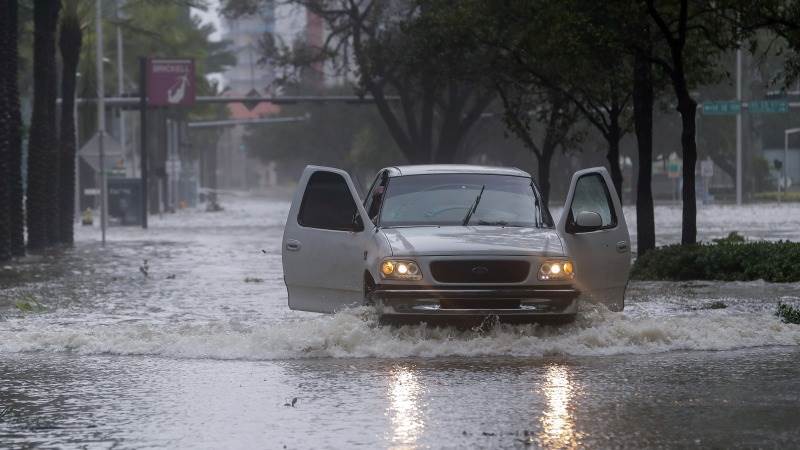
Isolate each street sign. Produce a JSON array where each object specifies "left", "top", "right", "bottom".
[
  {"left": 79, "top": 132, "right": 124, "bottom": 172},
  {"left": 243, "top": 88, "right": 262, "bottom": 111},
  {"left": 701, "top": 159, "right": 714, "bottom": 178},
  {"left": 748, "top": 99, "right": 789, "bottom": 113},
  {"left": 146, "top": 58, "right": 195, "bottom": 106},
  {"left": 702, "top": 101, "right": 741, "bottom": 115}
]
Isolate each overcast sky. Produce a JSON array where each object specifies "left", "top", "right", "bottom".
[{"left": 191, "top": 0, "right": 223, "bottom": 42}]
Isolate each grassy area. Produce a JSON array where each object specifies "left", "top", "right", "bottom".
[
  {"left": 752, "top": 191, "right": 800, "bottom": 202},
  {"left": 632, "top": 233, "right": 800, "bottom": 282}
]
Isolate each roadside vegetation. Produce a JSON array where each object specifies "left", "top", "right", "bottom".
[
  {"left": 777, "top": 302, "right": 800, "bottom": 324},
  {"left": 752, "top": 192, "right": 800, "bottom": 202},
  {"left": 631, "top": 233, "right": 800, "bottom": 282}
]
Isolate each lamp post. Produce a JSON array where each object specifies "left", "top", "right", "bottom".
[
  {"left": 736, "top": 48, "right": 742, "bottom": 205},
  {"left": 783, "top": 128, "right": 800, "bottom": 202},
  {"left": 116, "top": 0, "right": 127, "bottom": 176},
  {"left": 96, "top": 0, "right": 107, "bottom": 245}
]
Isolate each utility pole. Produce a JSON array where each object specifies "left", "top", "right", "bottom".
[
  {"left": 139, "top": 57, "right": 148, "bottom": 229},
  {"left": 784, "top": 128, "right": 800, "bottom": 202},
  {"left": 116, "top": 0, "right": 127, "bottom": 176},
  {"left": 96, "top": 0, "right": 107, "bottom": 245},
  {"left": 74, "top": 74, "right": 81, "bottom": 223},
  {"left": 736, "top": 47, "right": 743, "bottom": 205}
]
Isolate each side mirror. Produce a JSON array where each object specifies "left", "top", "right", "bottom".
[{"left": 574, "top": 211, "right": 603, "bottom": 232}]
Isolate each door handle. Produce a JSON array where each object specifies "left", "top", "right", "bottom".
[
  {"left": 285, "top": 240, "right": 302, "bottom": 252},
  {"left": 616, "top": 241, "right": 628, "bottom": 253}
]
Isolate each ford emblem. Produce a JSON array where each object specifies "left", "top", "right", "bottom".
[{"left": 471, "top": 266, "right": 489, "bottom": 276}]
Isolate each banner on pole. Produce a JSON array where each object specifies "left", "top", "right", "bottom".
[{"left": 146, "top": 58, "right": 195, "bottom": 106}]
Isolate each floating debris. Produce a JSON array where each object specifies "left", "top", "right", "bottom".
[
  {"left": 139, "top": 260, "right": 149, "bottom": 278},
  {"left": 701, "top": 301, "right": 727, "bottom": 310}
]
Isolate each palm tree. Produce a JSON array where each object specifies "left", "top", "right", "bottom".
[
  {"left": 58, "top": 0, "right": 83, "bottom": 245},
  {"left": 8, "top": 0, "right": 26, "bottom": 256},
  {"left": 27, "top": 0, "right": 61, "bottom": 250}
]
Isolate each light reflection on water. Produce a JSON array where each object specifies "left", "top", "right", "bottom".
[
  {"left": 387, "top": 366, "right": 424, "bottom": 449},
  {"left": 539, "top": 364, "right": 582, "bottom": 449}
]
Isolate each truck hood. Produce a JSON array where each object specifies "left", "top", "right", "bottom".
[{"left": 380, "top": 226, "right": 564, "bottom": 256}]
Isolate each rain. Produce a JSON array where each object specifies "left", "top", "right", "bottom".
[{"left": 1, "top": 0, "right": 800, "bottom": 448}]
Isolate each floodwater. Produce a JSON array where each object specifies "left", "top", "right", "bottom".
[{"left": 1, "top": 195, "right": 799, "bottom": 448}]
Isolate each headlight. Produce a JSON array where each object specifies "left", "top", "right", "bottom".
[
  {"left": 538, "top": 260, "right": 574, "bottom": 281},
  {"left": 380, "top": 259, "right": 422, "bottom": 281}
]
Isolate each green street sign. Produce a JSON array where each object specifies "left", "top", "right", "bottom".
[
  {"left": 702, "top": 101, "right": 741, "bottom": 115},
  {"left": 748, "top": 99, "right": 789, "bottom": 113}
]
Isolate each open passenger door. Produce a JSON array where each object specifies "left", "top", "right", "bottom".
[
  {"left": 282, "top": 166, "right": 372, "bottom": 313},
  {"left": 557, "top": 167, "right": 631, "bottom": 311}
]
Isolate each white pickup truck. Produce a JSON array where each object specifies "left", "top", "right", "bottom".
[{"left": 282, "top": 164, "right": 630, "bottom": 323}]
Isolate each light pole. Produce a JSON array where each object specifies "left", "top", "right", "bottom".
[
  {"left": 116, "top": 0, "right": 127, "bottom": 176},
  {"left": 783, "top": 128, "right": 800, "bottom": 201},
  {"left": 96, "top": 0, "right": 107, "bottom": 245},
  {"left": 74, "top": 73, "right": 81, "bottom": 224},
  {"left": 736, "top": 47, "right": 743, "bottom": 205}
]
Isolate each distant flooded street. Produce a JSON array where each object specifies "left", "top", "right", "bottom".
[{"left": 1, "top": 195, "right": 799, "bottom": 448}]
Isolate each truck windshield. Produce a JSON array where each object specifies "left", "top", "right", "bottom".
[{"left": 378, "top": 173, "right": 552, "bottom": 228}]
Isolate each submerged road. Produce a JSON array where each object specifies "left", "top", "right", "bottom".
[{"left": 0, "top": 195, "right": 799, "bottom": 448}]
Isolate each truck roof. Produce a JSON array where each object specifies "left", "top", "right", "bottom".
[{"left": 385, "top": 164, "right": 530, "bottom": 178}]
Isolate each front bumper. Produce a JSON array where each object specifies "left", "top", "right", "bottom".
[{"left": 369, "top": 285, "right": 580, "bottom": 321}]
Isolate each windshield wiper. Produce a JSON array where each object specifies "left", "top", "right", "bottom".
[
  {"left": 462, "top": 185, "right": 485, "bottom": 226},
  {"left": 477, "top": 220, "right": 510, "bottom": 226}
]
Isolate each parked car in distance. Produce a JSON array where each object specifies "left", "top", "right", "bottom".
[{"left": 281, "top": 164, "right": 630, "bottom": 323}]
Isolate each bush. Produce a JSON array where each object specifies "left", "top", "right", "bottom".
[
  {"left": 752, "top": 191, "right": 800, "bottom": 202},
  {"left": 632, "top": 234, "right": 800, "bottom": 282},
  {"left": 777, "top": 302, "right": 800, "bottom": 324}
]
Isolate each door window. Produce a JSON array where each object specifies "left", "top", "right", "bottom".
[
  {"left": 569, "top": 173, "right": 617, "bottom": 228},
  {"left": 298, "top": 171, "right": 362, "bottom": 231}
]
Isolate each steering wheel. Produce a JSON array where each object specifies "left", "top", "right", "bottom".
[{"left": 424, "top": 206, "right": 470, "bottom": 218}]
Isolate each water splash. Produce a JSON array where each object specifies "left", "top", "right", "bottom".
[{"left": 1, "top": 304, "right": 797, "bottom": 361}]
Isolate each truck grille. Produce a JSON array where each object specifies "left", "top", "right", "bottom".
[
  {"left": 429, "top": 260, "right": 530, "bottom": 283},
  {"left": 440, "top": 299, "right": 521, "bottom": 309}
]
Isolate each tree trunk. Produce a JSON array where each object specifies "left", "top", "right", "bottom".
[
  {"left": 645, "top": 0, "right": 697, "bottom": 245},
  {"left": 434, "top": 120, "right": 464, "bottom": 164},
  {"left": 0, "top": 0, "right": 11, "bottom": 260},
  {"left": 633, "top": 50, "right": 655, "bottom": 255},
  {"left": 537, "top": 147, "right": 554, "bottom": 207},
  {"left": 46, "top": 49, "right": 61, "bottom": 244},
  {"left": 606, "top": 123, "right": 623, "bottom": 201},
  {"left": 676, "top": 88, "right": 697, "bottom": 245},
  {"left": 7, "top": 0, "right": 25, "bottom": 256},
  {"left": 58, "top": 9, "right": 82, "bottom": 245},
  {"left": 27, "top": 0, "right": 61, "bottom": 250}
]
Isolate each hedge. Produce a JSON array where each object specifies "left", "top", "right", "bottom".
[
  {"left": 752, "top": 191, "right": 800, "bottom": 202},
  {"left": 631, "top": 233, "right": 800, "bottom": 282}
]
